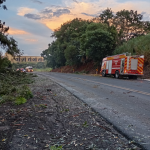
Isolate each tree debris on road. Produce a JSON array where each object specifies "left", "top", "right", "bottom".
[{"left": 0, "top": 75, "right": 142, "bottom": 150}]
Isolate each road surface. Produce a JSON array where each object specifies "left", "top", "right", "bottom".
[{"left": 36, "top": 72, "right": 150, "bottom": 149}]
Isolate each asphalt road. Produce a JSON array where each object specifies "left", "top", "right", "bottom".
[{"left": 36, "top": 72, "right": 150, "bottom": 149}]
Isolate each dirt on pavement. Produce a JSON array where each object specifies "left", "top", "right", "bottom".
[{"left": 0, "top": 75, "right": 142, "bottom": 150}]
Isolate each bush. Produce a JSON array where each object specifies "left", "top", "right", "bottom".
[
  {"left": 0, "top": 54, "right": 12, "bottom": 69},
  {"left": 113, "top": 34, "right": 150, "bottom": 77},
  {"left": 19, "top": 85, "right": 33, "bottom": 99},
  {"left": 49, "top": 145, "right": 63, "bottom": 150},
  {"left": 0, "top": 69, "right": 34, "bottom": 105},
  {"left": 113, "top": 34, "right": 150, "bottom": 55},
  {"left": 15, "top": 97, "right": 27, "bottom": 105}
]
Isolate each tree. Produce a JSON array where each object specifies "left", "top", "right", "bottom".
[
  {"left": 0, "top": 0, "right": 7, "bottom": 10},
  {"left": 80, "top": 23, "right": 117, "bottom": 64},
  {"left": 0, "top": 52, "right": 12, "bottom": 69},
  {"left": 64, "top": 44, "right": 80, "bottom": 66},
  {"left": 0, "top": 0, "right": 21, "bottom": 57},
  {"left": 41, "top": 41, "right": 65, "bottom": 68},
  {"left": 51, "top": 18, "right": 90, "bottom": 66},
  {"left": 114, "top": 10, "right": 142, "bottom": 44},
  {"left": 95, "top": 9, "right": 150, "bottom": 46},
  {"left": 99, "top": 8, "right": 114, "bottom": 26}
]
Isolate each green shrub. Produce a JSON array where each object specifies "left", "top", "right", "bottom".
[
  {"left": 49, "top": 145, "right": 63, "bottom": 150},
  {"left": 15, "top": 97, "right": 27, "bottom": 105},
  {"left": 19, "top": 85, "right": 33, "bottom": 99},
  {"left": 39, "top": 104, "right": 47, "bottom": 108},
  {"left": 113, "top": 34, "right": 150, "bottom": 75},
  {"left": 0, "top": 95, "right": 15, "bottom": 104},
  {"left": 0, "top": 54, "right": 12, "bottom": 69},
  {"left": 0, "top": 70, "right": 34, "bottom": 105},
  {"left": 113, "top": 34, "right": 150, "bottom": 55}
]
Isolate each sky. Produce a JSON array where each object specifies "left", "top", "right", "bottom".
[{"left": 1, "top": 0, "right": 150, "bottom": 56}]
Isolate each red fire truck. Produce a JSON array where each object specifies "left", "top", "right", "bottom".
[{"left": 100, "top": 53, "right": 144, "bottom": 79}]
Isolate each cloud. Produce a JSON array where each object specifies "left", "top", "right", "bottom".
[
  {"left": 53, "top": 9, "right": 70, "bottom": 17},
  {"left": 24, "top": 8, "right": 71, "bottom": 20},
  {"left": 18, "top": 2, "right": 96, "bottom": 30},
  {"left": 11, "top": 33, "right": 53, "bottom": 56},
  {"left": 25, "top": 39, "right": 38, "bottom": 42},
  {"left": 17, "top": 7, "right": 38, "bottom": 16},
  {"left": 8, "top": 28, "right": 29, "bottom": 35},
  {"left": 18, "top": 0, "right": 150, "bottom": 31},
  {"left": 81, "top": 12, "right": 97, "bottom": 17},
  {"left": 30, "top": 0, "right": 43, "bottom": 4},
  {"left": 42, "top": 13, "right": 92, "bottom": 31},
  {"left": 141, "top": 12, "right": 150, "bottom": 21},
  {"left": 24, "top": 13, "right": 41, "bottom": 20},
  {"left": 41, "top": 8, "right": 53, "bottom": 14},
  {"left": 72, "top": 0, "right": 79, "bottom": 3}
]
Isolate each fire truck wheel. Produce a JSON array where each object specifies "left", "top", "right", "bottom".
[
  {"left": 102, "top": 70, "right": 106, "bottom": 77},
  {"left": 115, "top": 71, "right": 119, "bottom": 79}
]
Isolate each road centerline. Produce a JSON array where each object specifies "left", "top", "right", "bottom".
[{"left": 68, "top": 76, "right": 150, "bottom": 96}]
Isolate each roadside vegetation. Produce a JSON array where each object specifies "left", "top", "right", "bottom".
[
  {"left": 113, "top": 34, "right": 150, "bottom": 77},
  {"left": 0, "top": 55, "right": 35, "bottom": 105},
  {"left": 0, "top": 1, "right": 34, "bottom": 105},
  {"left": 41, "top": 8, "right": 150, "bottom": 75},
  {"left": 0, "top": 70, "right": 34, "bottom": 105}
]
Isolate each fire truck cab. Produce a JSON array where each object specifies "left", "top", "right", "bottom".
[{"left": 100, "top": 53, "right": 144, "bottom": 79}]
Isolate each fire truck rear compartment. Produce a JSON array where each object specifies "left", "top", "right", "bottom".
[{"left": 131, "top": 59, "right": 138, "bottom": 70}]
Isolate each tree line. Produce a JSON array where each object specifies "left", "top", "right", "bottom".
[{"left": 41, "top": 8, "right": 150, "bottom": 69}]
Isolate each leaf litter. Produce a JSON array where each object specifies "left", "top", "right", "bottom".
[{"left": 0, "top": 75, "right": 142, "bottom": 150}]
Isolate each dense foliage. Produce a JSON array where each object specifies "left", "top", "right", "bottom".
[
  {"left": 0, "top": 53, "right": 12, "bottom": 69},
  {"left": 96, "top": 8, "right": 150, "bottom": 45},
  {"left": 80, "top": 23, "right": 117, "bottom": 64},
  {"left": 113, "top": 33, "right": 150, "bottom": 70},
  {"left": 0, "top": 70, "right": 34, "bottom": 105},
  {"left": 42, "top": 9, "right": 150, "bottom": 69},
  {"left": 0, "top": 0, "right": 21, "bottom": 71}
]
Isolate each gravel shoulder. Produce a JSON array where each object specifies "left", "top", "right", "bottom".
[{"left": 0, "top": 75, "right": 142, "bottom": 150}]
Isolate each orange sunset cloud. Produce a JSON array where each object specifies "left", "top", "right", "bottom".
[
  {"left": 25, "top": 39, "right": 38, "bottom": 42},
  {"left": 43, "top": 13, "right": 92, "bottom": 31},
  {"left": 42, "top": 2, "right": 96, "bottom": 31},
  {"left": 17, "top": 7, "right": 38, "bottom": 16},
  {"left": 17, "top": 0, "right": 150, "bottom": 31},
  {"left": 40, "top": 1, "right": 150, "bottom": 31},
  {"left": 8, "top": 28, "right": 29, "bottom": 35}
]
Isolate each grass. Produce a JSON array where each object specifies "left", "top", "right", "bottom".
[
  {"left": 0, "top": 69, "right": 35, "bottom": 105},
  {"left": 15, "top": 97, "right": 27, "bottom": 105},
  {"left": 82, "top": 121, "right": 88, "bottom": 127},
  {"left": 34, "top": 68, "right": 52, "bottom": 72},
  {"left": 49, "top": 145, "right": 63, "bottom": 150}
]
